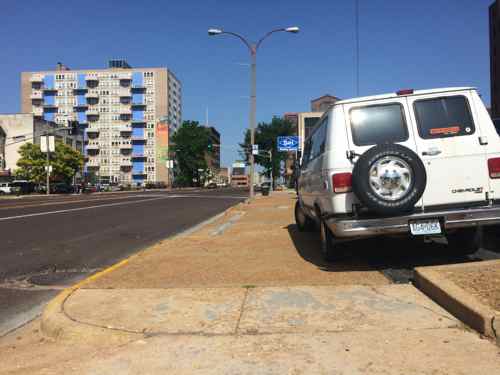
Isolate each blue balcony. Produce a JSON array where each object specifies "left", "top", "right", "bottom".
[
  {"left": 131, "top": 153, "right": 146, "bottom": 159},
  {"left": 131, "top": 119, "right": 146, "bottom": 126}
]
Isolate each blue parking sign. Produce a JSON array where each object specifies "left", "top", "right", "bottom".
[{"left": 277, "top": 136, "right": 300, "bottom": 152}]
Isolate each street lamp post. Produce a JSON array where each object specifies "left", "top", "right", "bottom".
[{"left": 208, "top": 26, "right": 299, "bottom": 201}]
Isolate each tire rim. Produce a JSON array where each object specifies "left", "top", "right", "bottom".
[{"left": 369, "top": 156, "right": 412, "bottom": 201}]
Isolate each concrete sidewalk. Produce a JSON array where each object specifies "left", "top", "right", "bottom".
[{"left": 3, "top": 191, "right": 500, "bottom": 374}]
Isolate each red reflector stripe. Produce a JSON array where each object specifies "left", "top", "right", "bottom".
[
  {"left": 488, "top": 158, "right": 500, "bottom": 179},
  {"left": 332, "top": 173, "right": 352, "bottom": 193}
]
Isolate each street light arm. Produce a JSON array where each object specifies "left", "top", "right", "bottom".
[
  {"left": 217, "top": 31, "right": 253, "bottom": 52},
  {"left": 255, "top": 28, "right": 287, "bottom": 51}
]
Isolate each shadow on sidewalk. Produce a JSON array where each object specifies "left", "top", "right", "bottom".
[{"left": 286, "top": 224, "right": 499, "bottom": 277}]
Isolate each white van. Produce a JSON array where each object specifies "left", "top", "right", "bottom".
[
  {"left": 295, "top": 87, "right": 500, "bottom": 261},
  {"left": 0, "top": 182, "right": 13, "bottom": 195}
]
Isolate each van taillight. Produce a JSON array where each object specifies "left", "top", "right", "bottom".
[
  {"left": 332, "top": 173, "right": 352, "bottom": 193},
  {"left": 488, "top": 158, "right": 500, "bottom": 178}
]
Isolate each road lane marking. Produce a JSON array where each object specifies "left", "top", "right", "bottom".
[
  {"left": 169, "top": 194, "right": 247, "bottom": 199},
  {"left": 0, "top": 193, "right": 166, "bottom": 211},
  {"left": 0, "top": 194, "right": 245, "bottom": 221},
  {"left": 0, "top": 197, "right": 171, "bottom": 221}
]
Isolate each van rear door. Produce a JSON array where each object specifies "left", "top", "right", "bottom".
[
  {"left": 406, "top": 91, "right": 489, "bottom": 208},
  {"left": 343, "top": 97, "right": 421, "bottom": 207}
]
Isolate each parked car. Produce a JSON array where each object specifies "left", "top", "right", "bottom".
[
  {"left": 206, "top": 182, "right": 218, "bottom": 189},
  {"left": 9, "top": 180, "right": 36, "bottom": 194},
  {"left": 0, "top": 182, "right": 13, "bottom": 195},
  {"left": 295, "top": 87, "right": 500, "bottom": 261},
  {"left": 51, "top": 183, "right": 75, "bottom": 194}
]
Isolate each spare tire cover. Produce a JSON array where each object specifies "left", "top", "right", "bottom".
[{"left": 352, "top": 144, "right": 426, "bottom": 215}]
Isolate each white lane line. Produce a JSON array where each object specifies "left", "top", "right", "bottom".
[
  {"left": 0, "top": 197, "right": 171, "bottom": 222},
  {"left": 173, "top": 195, "right": 247, "bottom": 200},
  {"left": 0, "top": 194, "right": 165, "bottom": 211}
]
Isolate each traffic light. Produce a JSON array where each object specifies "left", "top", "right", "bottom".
[{"left": 207, "top": 141, "right": 213, "bottom": 151}]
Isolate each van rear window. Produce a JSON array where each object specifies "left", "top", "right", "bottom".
[
  {"left": 350, "top": 103, "right": 408, "bottom": 146},
  {"left": 414, "top": 96, "right": 475, "bottom": 139}
]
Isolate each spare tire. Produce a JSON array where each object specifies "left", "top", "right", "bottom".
[{"left": 352, "top": 144, "right": 426, "bottom": 215}]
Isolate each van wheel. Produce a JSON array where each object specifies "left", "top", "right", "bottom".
[
  {"left": 352, "top": 144, "right": 426, "bottom": 215},
  {"left": 446, "top": 227, "right": 481, "bottom": 256},
  {"left": 295, "top": 201, "right": 315, "bottom": 232},
  {"left": 320, "top": 219, "right": 337, "bottom": 261}
]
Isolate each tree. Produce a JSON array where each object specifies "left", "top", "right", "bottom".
[
  {"left": 239, "top": 116, "right": 294, "bottom": 185},
  {"left": 15, "top": 142, "right": 84, "bottom": 184},
  {"left": 171, "top": 121, "right": 211, "bottom": 187}
]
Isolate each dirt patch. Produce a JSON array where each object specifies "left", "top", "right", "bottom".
[
  {"left": 445, "top": 264, "right": 500, "bottom": 312},
  {"left": 84, "top": 192, "right": 389, "bottom": 289}
]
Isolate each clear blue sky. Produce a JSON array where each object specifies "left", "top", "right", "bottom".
[{"left": 0, "top": 0, "right": 493, "bottom": 167}]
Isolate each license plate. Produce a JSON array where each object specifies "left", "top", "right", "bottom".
[{"left": 409, "top": 219, "right": 442, "bottom": 235}]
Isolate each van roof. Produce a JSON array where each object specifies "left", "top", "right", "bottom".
[{"left": 334, "top": 87, "right": 476, "bottom": 106}]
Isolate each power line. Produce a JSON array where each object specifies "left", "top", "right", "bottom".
[{"left": 355, "top": 0, "right": 360, "bottom": 96}]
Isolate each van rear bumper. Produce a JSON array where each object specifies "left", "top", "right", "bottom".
[{"left": 327, "top": 205, "right": 500, "bottom": 238}]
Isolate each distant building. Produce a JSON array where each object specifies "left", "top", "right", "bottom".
[
  {"left": 21, "top": 60, "right": 182, "bottom": 186},
  {"left": 490, "top": 0, "right": 500, "bottom": 118},
  {"left": 310, "top": 94, "right": 340, "bottom": 112},
  {"left": 0, "top": 113, "right": 83, "bottom": 178},
  {"left": 284, "top": 112, "right": 299, "bottom": 132},
  {"left": 204, "top": 126, "right": 221, "bottom": 171}
]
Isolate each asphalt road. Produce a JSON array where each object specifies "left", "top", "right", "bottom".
[{"left": 0, "top": 188, "right": 247, "bottom": 336}]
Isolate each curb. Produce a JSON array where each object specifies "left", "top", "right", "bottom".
[
  {"left": 40, "top": 201, "right": 246, "bottom": 344},
  {"left": 414, "top": 262, "right": 499, "bottom": 344},
  {"left": 41, "top": 259, "right": 143, "bottom": 344}
]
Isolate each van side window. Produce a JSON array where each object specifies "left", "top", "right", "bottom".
[
  {"left": 350, "top": 103, "right": 408, "bottom": 146},
  {"left": 414, "top": 96, "right": 475, "bottom": 139},
  {"left": 309, "top": 118, "right": 328, "bottom": 161},
  {"left": 493, "top": 118, "right": 500, "bottom": 136},
  {"left": 301, "top": 139, "right": 312, "bottom": 168}
]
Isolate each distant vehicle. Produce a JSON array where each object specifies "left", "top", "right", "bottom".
[
  {"left": 206, "top": 182, "right": 218, "bottom": 189},
  {"left": 275, "top": 184, "right": 284, "bottom": 191},
  {"left": 0, "top": 182, "right": 13, "bottom": 195},
  {"left": 82, "top": 184, "right": 97, "bottom": 193},
  {"left": 51, "top": 183, "right": 75, "bottom": 194},
  {"left": 9, "top": 180, "right": 36, "bottom": 194}
]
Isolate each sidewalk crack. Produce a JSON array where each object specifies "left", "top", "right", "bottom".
[{"left": 234, "top": 287, "right": 250, "bottom": 335}]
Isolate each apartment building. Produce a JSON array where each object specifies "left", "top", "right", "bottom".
[
  {"left": 310, "top": 94, "right": 340, "bottom": 112},
  {"left": 21, "top": 60, "right": 182, "bottom": 186}
]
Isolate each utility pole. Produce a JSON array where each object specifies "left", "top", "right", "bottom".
[
  {"left": 45, "top": 132, "right": 50, "bottom": 195},
  {"left": 268, "top": 150, "right": 273, "bottom": 192}
]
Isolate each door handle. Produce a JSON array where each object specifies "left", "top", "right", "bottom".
[{"left": 422, "top": 148, "right": 442, "bottom": 156}]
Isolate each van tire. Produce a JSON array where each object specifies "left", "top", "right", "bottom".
[
  {"left": 295, "top": 201, "right": 315, "bottom": 232},
  {"left": 320, "top": 219, "right": 337, "bottom": 261},
  {"left": 352, "top": 144, "right": 426, "bottom": 215},
  {"left": 446, "top": 227, "right": 481, "bottom": 256}
]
